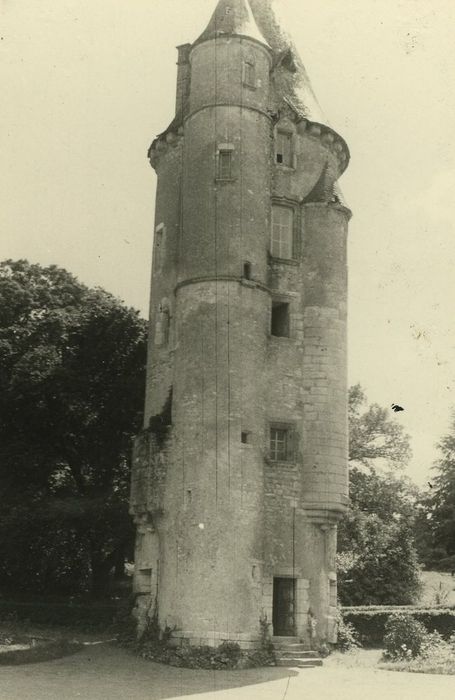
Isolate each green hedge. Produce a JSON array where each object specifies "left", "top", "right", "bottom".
[
  {"left": 0, "top": 600, "right": 120, "bottom": 630},
  {"left": 342, "top": 606, "right": 455, "bottom": 647}
]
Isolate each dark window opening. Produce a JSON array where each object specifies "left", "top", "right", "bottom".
[
  {"left": 270, "top": 426, "right": 293, "bottom": 462},
  {"left": 243, "top": 261, "right": 252, "bottom": 279},
  {"left": 241, "top": 431, "right": 251, "bottom": 444},
  {"left": 271, "top": 301, "right": 290, "bottom": 337},
  {"left": 218, "top": 150, "right": 232, "bottom": 179}
]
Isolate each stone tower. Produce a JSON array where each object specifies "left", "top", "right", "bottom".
[{"left": 130, "top": 0, "right": 351, "bottom": 649}]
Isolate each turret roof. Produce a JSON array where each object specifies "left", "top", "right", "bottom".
[{"left": 195, "top": 0, "right": 270, "bottom": 48}]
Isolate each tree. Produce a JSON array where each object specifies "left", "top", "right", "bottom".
[
  {"left": 348, "top": 384, "right": 411, "bottom": 468},
  {"left": 421, "top": 414, "right": 455, "bottom": 571},
  {"left": 337, "top": 509, "right": 421, "bottom": 605},
  {"left": 337, "top": 385, "right": 422, "bottom": 605},
  {"left": 0, "top": 260, "right": 147, "bottom": 597}
]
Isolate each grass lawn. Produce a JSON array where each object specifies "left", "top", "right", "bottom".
[
  {"left": 327, "top": 648, "right": 455, "bottom": 676},
  {"left": 379, "top": 656, "right": 455, "bottom": 675},
  {"left": 419, "top": 571, "right": 455, "bottom": 606}
]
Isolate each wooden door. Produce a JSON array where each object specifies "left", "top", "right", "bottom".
[{"left": 272, "top": 577, "right": 296, "bottom": 636}]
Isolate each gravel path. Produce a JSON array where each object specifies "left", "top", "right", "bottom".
[{"left": 0, "top": 642, "right": 453, "bottom": 700}]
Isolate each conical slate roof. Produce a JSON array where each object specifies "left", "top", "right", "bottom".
[
  {"left": 195, "top": 0, "right": 270, "bottom": 48},
  {"left": 249, "top": 0, "right": 328, "bottom": 126},
  {"left": 196, "top": 0, "right": 331, "bottom": 129}
]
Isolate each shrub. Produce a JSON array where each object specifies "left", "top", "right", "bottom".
[
  {"left": 342, "top": 606, "right": 455, "bottom": 646},
  {"left": 383, "top": 613, "right": 427, "bottom": 660},
  {"left": 336, "top": 612, "right": 361, "bottom": 652}
]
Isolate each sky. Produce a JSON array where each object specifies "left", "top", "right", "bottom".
[{"left": 1, "top": 0, "right": 455, "bottom": 486}]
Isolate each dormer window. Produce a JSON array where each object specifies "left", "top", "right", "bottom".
[
  {"left": 276, "top": 131, "right": 293, "bottom": 166},
  {"left": 243, "top": 57, "right": 256, "bottom": 88}
]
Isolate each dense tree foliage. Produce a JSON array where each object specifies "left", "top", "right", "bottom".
[
  {"left": 0, "top": 260, "right": 147, "bottom": 597},
  {"left": 338, "top": 385, "right": 422, "bottom": 605},
  {"left": 419, "top": 415, "right": 455, "bottom": 571}
]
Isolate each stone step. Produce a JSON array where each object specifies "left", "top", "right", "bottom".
[
  {"left": 275, "top": 658, "right": 323, "bottom": 668},
  {"left": 272, "top": 636, "right": 301, "bottom": 643},
  {"left": 273, "top": 642, "right": 308, "bottom": 651},
  {"left": 275, "top": 650, "right": 320, "bottom": 659}
]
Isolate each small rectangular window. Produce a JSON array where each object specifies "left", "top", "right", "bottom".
[
  {"left": 243, "top": 261, "right": 252, "bottom": 279},
  {"left": 271, "top": 301, "right": 290, "bottom": 338},
  {"left": 276, "top": 132, "right": 292, "bottom": 166},
  {"left": 271, "top": 205, "right": 293, "bottom": 259},
  {"left": 218, "top": 150, "right": 232, "bottom": 179},
  {"left": 241, "top": 431, "right": 251, "bottom": 444},
  {"left": 270, "top": 426, "right": 293, "bottom": 462}
]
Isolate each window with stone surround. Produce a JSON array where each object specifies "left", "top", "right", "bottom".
[
  {"left": 271, "top": 205, "right": 294, "bottom": 259},
  {"left": 276, "top": 130, "right": 293, "bottom": 166},
  {"left": 269, "top": 424, "right": 294, "bottom": 462},
  {"left": 216, "top": 144, "right": 234, "bottom": 181},
  {"left": 218, "top": 150, "right": 232, "bottom": 179}
]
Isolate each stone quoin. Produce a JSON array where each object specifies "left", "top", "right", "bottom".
[{"left": 130, "top": 0, "right": 351, "bottom": 650}]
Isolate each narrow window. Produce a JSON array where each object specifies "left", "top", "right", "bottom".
[
  {"left": 243, "top": 58, "right": 256, "bottom": 87},
  {"left": 155, "top": 304, "right": 170, "bottom": 346},
  {"left": 154, "top": 224, "right": 165, "bottom": 268},
  {"left": 243, "top": 261, "right": 252, "bottom": 279},
  {"left": 241, "top": 431, "right": 251, "bottom": 444},
  {"left": 271, "top": 205, "right": 293, "bottom": 259},
  {"left": 218, "top": 150, "right": 232, "bottom": 179},
  {"left": 270, "top": 426, "right": 293, "bottom": 462},
  {"left": 161, "top": 307, "right": 170, "bottom": 345},
  {"left": 271, "top": 301, "right": 290, "bottom": 338},
  {"left": 276, "top": 131, "right": 293, "bottom": 166}
]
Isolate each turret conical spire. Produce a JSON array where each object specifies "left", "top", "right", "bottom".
[{"left": 195, "top": 0, "right": 270, "bottom": 48}]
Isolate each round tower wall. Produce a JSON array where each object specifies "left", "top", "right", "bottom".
[
  {"left": 156, "top": 280, "right": 269, "bottom": 642},
  {"left": 144, "top": 141, "right": 182, "bottom": 426},
  {"left": 180, "top": 106, "right": 271, "bottom": 282},
  {"left": 189, "top": 37, "right": 271, "bottom": 116},
  {"left": 300, "top": 203, "right": 350, "bottom": 520}
]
